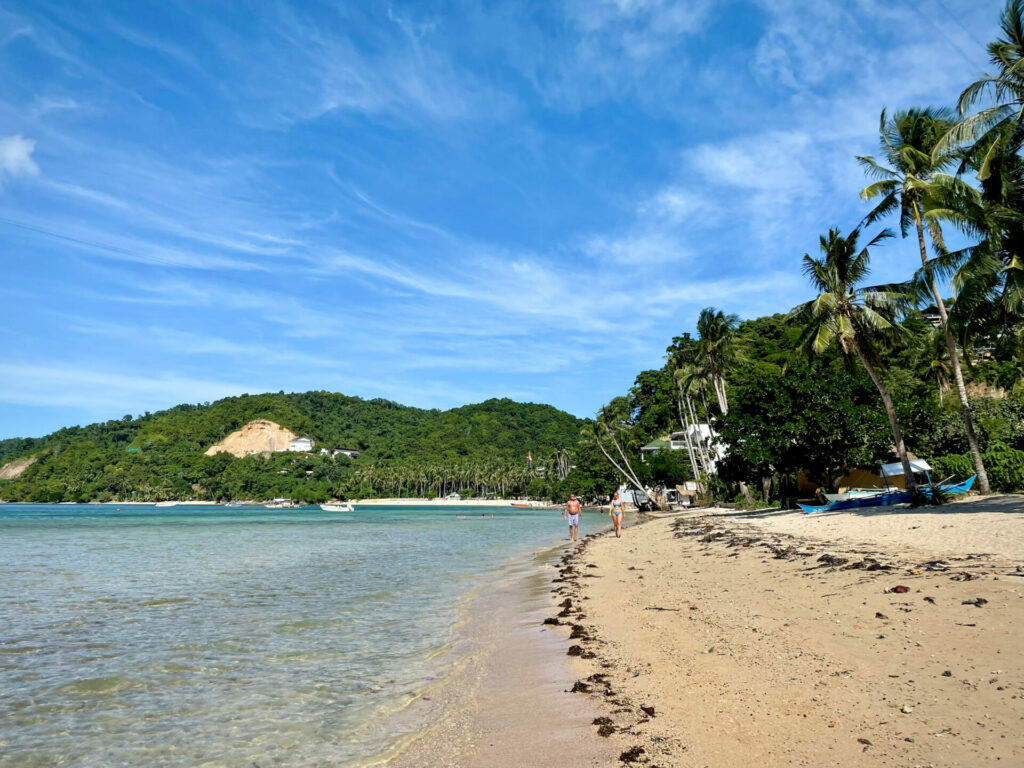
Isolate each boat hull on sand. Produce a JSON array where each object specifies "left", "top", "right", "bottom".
[{"left": 799, "top": 476, "right": 976, "bottom": 514}]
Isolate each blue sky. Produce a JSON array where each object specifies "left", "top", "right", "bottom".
[{"left": 0, "top": 0, "right": 1001, "bottom": 438}]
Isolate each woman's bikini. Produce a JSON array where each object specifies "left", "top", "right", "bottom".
[{"left": 611, "top": 500, "right": 623, "bottom": 517}]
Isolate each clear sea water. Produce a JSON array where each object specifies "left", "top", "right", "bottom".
[{"left": 0, "top": 503, "right": 592, "bottom": 767}]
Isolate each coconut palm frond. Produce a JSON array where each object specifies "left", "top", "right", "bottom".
[{"left": 857, "top": 156, "right": 897, "bottom": 182}]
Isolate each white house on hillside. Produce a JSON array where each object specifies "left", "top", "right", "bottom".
[
  {"left": 289, "top": 437, "right": 314, "bottom": 452},
  {"left": 640, "top": 424, "right": 726, "bottom": 472},
  {"left": 319, "top": 448, "right": 360, "bottom": 459}
]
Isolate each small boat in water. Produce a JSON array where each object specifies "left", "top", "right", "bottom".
[
  {"left": 265, "top": 498, "right": 297, "bottom": 509},
  {"left": 320, "top": 503, "right": 354, "bottom": 512},
  {"left": 154, "top": 501, "right": 177, "bottom": 507}
]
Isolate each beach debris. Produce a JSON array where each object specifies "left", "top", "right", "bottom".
[
  {"left": 875, "top": 612, "right": 889, "bottom": 620},
  {"left": 570, "top": 680, "right": 591, "bottom": 693},
  {"left": 542, "top": 617, "right": 560, "bottom": 625},
  {"left": 857, "top": 737, "right": 873, "bottom": 751},
  {"left": 950, "top": 571, "right": 976, "bottom": 581},
  {"left": 923, "top": 596, "right": 936, "bottom": 604},
  {"left": 570, "top": 625, "right": 588, "bottom": 639},
  {"left": 962, "top": 597, "right": 988, "bottom": 607},
  {"left": 817, "top": 554, "right": 849, "bottom": 567},
  {"left": 593, "top": 717, "right": 613, "bottom": 725},
  {"left": 846, "top": 557, "right": 891, "bottom": 571},
  {"left": 641, "top": 704, "right": 656, "bottom": 717},
  {"left": 889, "top": 585, "right": 911, "bottom": 594},
  {"left": 619, "top": 746, "right": 646, "bottom": 763},
  {"left": 567, "top": 645, "right": 584, "bottom": 656},
  {"left": 597, "top": 724, "right": 616, "bottom": 737},
  {"left": 942, "top": 670, "right": 952, "bottom": 677},
  {"left": 559, "top": 598, "right": 573, "bottom": 608},
  {"left": 901, "top": 704, "right": 914, "bottom": 714},
  {"left": 644, "top": 606, "right": 680, "bottom": 612}
]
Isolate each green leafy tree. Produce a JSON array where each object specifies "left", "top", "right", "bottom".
[{"left": 792, "top": 227, "right": 919, "bottom": 490}]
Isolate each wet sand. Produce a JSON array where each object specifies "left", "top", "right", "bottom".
[
  {"left": 553, "top": 498, "right": 1024, "bottom": 767},
  {"left": 385, "top": 543, "right": 617, "bottom": 768}
]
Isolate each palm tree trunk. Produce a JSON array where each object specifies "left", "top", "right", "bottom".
[
  {"left": 686, "top": 395, "right": 712, "bottom": 476},
  {"left": 853, "top": 341, "right": 917, "bottom": 492},
  {"left": 915, "top": 207, "right": 990, "bottom": 492},
  {"left": 592, "top": 433, "right": 660, "bottom": 508},
  {"left": 676, "top": 390, "right": 702, "bottom": 486},
  {"left": 716, "top": 375, "right": 729, "bottom": 415}
]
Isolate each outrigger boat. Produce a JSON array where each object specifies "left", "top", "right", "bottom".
[{"left": 798, "top": 459, "right": 976, "bottom": 514}]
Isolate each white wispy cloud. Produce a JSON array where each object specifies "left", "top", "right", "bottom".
[
  {"left": 0, "top": 362, "right": 261, "bottom": 413},
  {"left": 0, "top": 134, "right": 39, "bottom": 184},
  {"left": 210, "top": 2, "right": 515, "bottom": 127},
  {"left": 45, "top": 180, "right": 128, "bottom": 209}
]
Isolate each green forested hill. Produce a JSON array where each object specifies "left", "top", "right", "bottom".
[{"left": 0, "top": 393, "right": 585, "bottom": 503}]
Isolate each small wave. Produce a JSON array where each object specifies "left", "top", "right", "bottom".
[
  {"left": 60, "top": 676, "right": 146, "bottom": 696},
  {"left": 0, "top": 645, "right": 43, "bottom": 655},
  {"left": 138, "top": 597, "right": 193, "bottom": 607}
]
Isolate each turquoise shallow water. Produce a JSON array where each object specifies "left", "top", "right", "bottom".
[{"left": 0, "top": 503, "right": 591, "bottom": 767}]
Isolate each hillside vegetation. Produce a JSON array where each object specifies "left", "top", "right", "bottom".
[{"left": 0, "top": 393, "right": 584, "bottom": 503}]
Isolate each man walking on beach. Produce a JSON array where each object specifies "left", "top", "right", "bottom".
[{"left": 564, "top": 494, "right": 582, "bottom": 543}]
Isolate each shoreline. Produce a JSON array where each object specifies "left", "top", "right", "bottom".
[
  {"left": 382, "top": 520, "right": 621, "bottom": 767},
  {"left": 0, "top": 499, "right": 558, "bottom": 508},
  {"left": 557, "top": 498, "right": 1024, "bottom": 766}
]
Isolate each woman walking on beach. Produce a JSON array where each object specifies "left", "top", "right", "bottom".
[{"left": 608, "top": 492, "right": 624, "bottom": 538}]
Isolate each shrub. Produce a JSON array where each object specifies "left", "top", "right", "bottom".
[{"left": 932, "top": 442, "right": 1024, "bottom": 492}]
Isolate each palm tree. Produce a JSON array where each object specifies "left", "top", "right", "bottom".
[
  {"left": 584, "top": 399, "right": 661, "bottom": 508},
  {"left": 792, "top": 227, "right": 918, "bottom": 490},
  {"left": 859, "top": 107, "right": 991, "bottom": 493},
  {"left": 940, "top": 122, "right": 1024, "bottom": 320},
  {"left": 937, "top": 0, "right": 1024, "bottom": 174},
  {"left": 695, "top": 307, "right": 740, "bottom": 414}
]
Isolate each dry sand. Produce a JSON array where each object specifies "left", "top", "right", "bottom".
[{"left": 551, "top": 496, "right": 1024, "bottom": 767}]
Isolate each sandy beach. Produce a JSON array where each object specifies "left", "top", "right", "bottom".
[{"left": 548, "top": 496, "right": 1024, "bottom": 766}]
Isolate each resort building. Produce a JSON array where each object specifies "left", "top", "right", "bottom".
[
  {"left": 319, "top": 448, "right": 360, "bottom": 459},
  {"left": 640, "top": 424, "right": 726, "bottom": 472},
  {"left": 288, "top": 437, "right": 314, "bottom": 452}
]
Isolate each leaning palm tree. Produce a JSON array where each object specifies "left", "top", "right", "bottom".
[
  {"left": 936, "top": 0, "right": 1024, "bottom": 174},
  {"left": 792, "top": 227, "right": 918, "bottom": 490},
  {"left": 859, "top": 107, "right": 991, "bottom": 493},
  {"left": 695, "top": 307, "right": 740, "bottom": 414}
]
